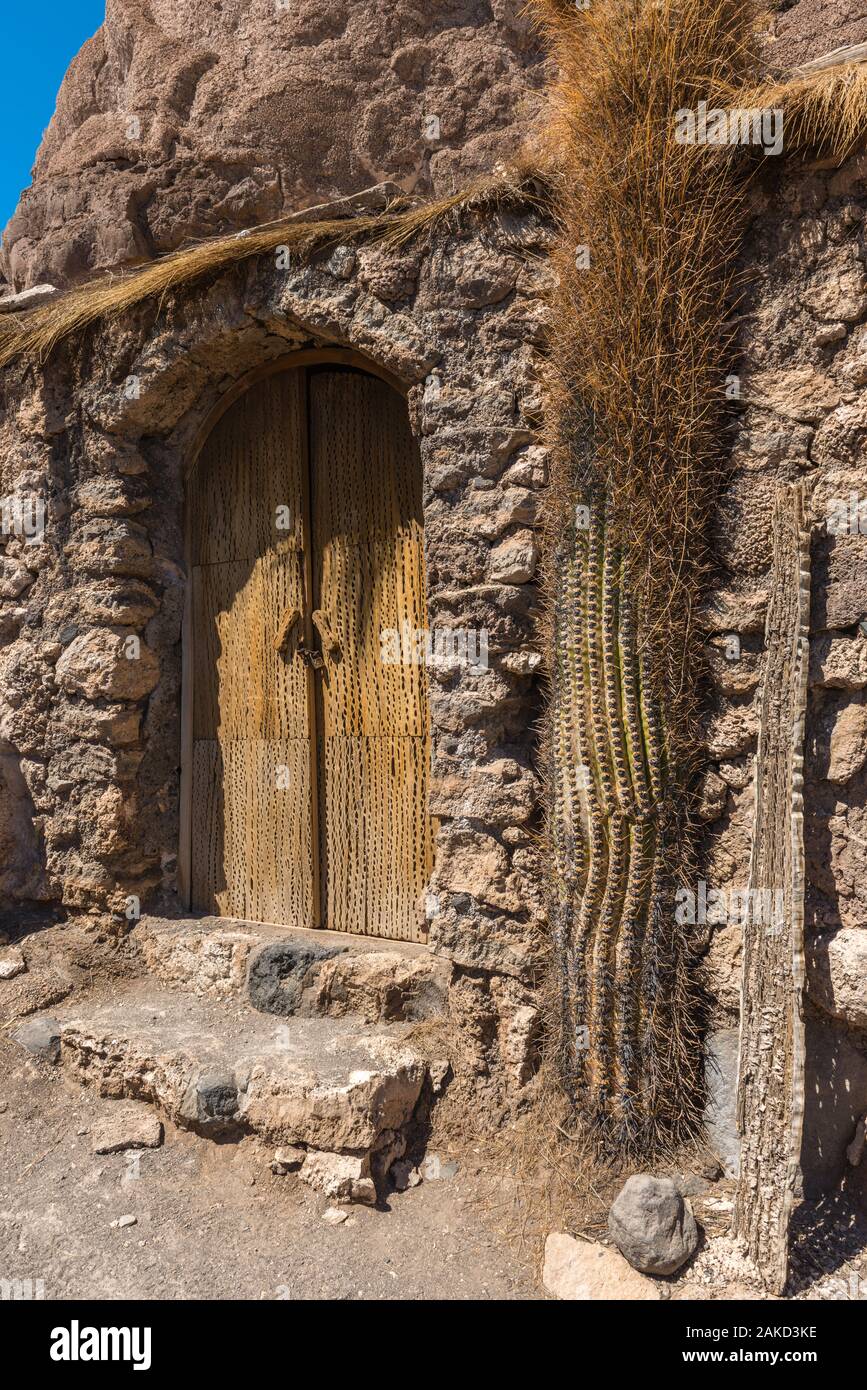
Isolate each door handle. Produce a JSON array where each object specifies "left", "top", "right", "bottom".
[
  {"left": 273, "top": 604, "right": 300, "bottom": 655},
  {"left": 312, "top": 609, "right": 341, "bottom": 660}
]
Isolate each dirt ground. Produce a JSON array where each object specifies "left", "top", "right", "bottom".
[
  {"left": 0, "top": 1035, "right": 544, "bottom": 1302},
  {"left": 2, "top": 925, "right": 864, "bottom": 1303}
]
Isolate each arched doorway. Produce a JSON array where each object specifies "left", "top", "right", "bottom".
[{"left": 180, "top": 353, "right": 433, "bottom": 941}]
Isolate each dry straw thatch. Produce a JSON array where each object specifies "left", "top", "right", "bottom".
[
  {"left": 1, "top": 36, "right": 865, "bottom": 375},
  {"left": 0, "top": 160, "right": 548, "bottom": 370}
]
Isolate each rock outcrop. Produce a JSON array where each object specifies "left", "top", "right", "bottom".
[{"left": 1, "top": 0, "right": 547, "bottom": 290}]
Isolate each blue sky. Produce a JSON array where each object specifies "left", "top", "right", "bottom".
[{"left": 1, "top": 3, "right": 106, "bottom": 234}]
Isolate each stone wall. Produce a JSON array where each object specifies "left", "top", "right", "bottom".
[
  {"left": 0, "top": 207, "right": 553, "bottom": 1114},
  {"left": 701, "top": 150, "right": 867, "bottom": 1191}
]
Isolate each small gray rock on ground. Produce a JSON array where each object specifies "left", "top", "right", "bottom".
[
  {"left": 11, "top": 1015, "right": 61, "bottom": 1061},
  {"left": 420, "top": 1153, "right": 459, "bottom": 1181},
  {"left": 92, "top": 1102, "right": 163, "bottom": 1155},
  {"left": 608, "top": 1174, "right": 699, "bottom": 1275}
]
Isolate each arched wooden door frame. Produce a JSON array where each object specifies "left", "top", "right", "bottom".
[{"left": 178, "top": 348, "right": 422, "bottom": 926}]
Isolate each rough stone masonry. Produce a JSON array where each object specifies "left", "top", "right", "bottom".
[{"left": 0, "top": 0, "right": 866, "bottom": 1171}]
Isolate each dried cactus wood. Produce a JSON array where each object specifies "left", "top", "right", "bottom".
[
  {"left": 535, "top": 0, "right": 757, "bottom": 1155},
  {"left": 188, "top": 365, "right": 431, "bottom": 940},
  {"left": 733, "top": 483, "right": 810, "bottom": 1295}
]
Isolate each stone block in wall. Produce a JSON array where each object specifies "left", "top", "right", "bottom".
[
  {"left": 429, "top": 583, "right": 537, "bottom": 652},
  {"left": 420, "top": 382, "right": 517, "bottom": 435},
  {"left": 429, "top": 754, "right": 536, "bottom": 825},
  {"left": 808, "top": 925, "right": 867, "bottom": 1031},
  {"left": 825, "top": 698, "right": 867, "bottom": 783},
  {"left": 741, "top": 365, "right": 840, "bottom": 424},
  {"left": 706, "top": 639, "right": 761, "bottom": 697},
  {"left": 420, "top": 426, "right": 535, "bottom": 491},
  {"left": 53, "top": 699, "right": 142, "bottom": 748},
  {"left": 426, "top": 243, "right": 520, "bottom": 308},
  {"left": 700, "top": 587, "right": 768, "bottom": 635},
  {"left": 729, "top": 413, "right": 813, "bottom": 473},
  {"left": 488, "top": 529, "right": 538, "bottom": 584},
  {"left": 810, "top": 632, "right": 867, "bottom": 689},
  {"left": 461, "top": 484, "right": 539, "bottom": 538},
  {"left": 64, "top": 533, "right": 156, "bottom": 584},
  {"left": 802, "top": 1012, "right": 867, "bottom": 1198},
  {"left": 500, "top": 444, "right": 548, "bottom": 490},
  {"left": 812, "top": 533, "right": 867, "bottom": 630},
  {"left": 429, "top": 823, "right": 522, "bottom": 914},
  {"left": 73, "top": 477, "right": 153, "bottom": 517},
  {"left": 704, "top": 702, "right": 759, "bottom": 759},
  {"left": 46, "top": 580, "right": 161, "bottom": 629},
  {"left": 800, "top": 247, "right": 867, "bottom": 323},
  {"left": 696, "top": 768, "right": 728, "bottom": 822},
  {"left": 812, "top": 397, "right": 867, "bottom": 472},
  {"left": 55, "top": 629, "right": 160, "bottom": 702},
  {"left": 355, "top": 246, "right": 419, "bottom": 302},
  {"left": 429, "top": 896, "right": 543, "bottom": 984}
]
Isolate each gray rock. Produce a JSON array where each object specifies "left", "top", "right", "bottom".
[
  {"left": 180, "top": 1071, "right": 241, "bottom": 1134},
  {"left": 197, "top": 1073, "right": 239, "bottom": 1118},
  {"left": 247, "top": 939, "right": 340, "bottom": 1017},
  {"left": 420, "top": 1152, "right": 459, "bottom": 1181},
  {"left": 0, "top": 947, "right": 26, "bottom": 979},
  {"left": 704, "top": 1028, "right": 741, "bottom": 1178},
  {"left": 0, "top": 283, "right": 59, "bottom": 313},
  {"left": 12, "top": 1015, "right": 61, "bottom": 1062},
  {"left": 608, "top": 1175, "right": 699, "bottom": 1276}
]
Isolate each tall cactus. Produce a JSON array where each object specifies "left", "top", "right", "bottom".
[{"left": 533, "top": 0, "right": 755, "bottom": 1154}]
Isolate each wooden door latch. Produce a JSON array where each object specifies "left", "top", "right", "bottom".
[
  {"left": 273, "top": 604, "right": 300, "bottom": 655},
  {"left": 312, "top": 609, "right": 341, "bottom": 659}
]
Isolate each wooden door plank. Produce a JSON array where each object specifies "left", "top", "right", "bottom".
[
  {"left": 190, "top": 737, "right": 315, "bottom": 925},
  {"left": 309, "top": 368, "right": 432, "bottom": 941},
  {"left": 188, "top": 369, "right": 316, "bottom": 926}
]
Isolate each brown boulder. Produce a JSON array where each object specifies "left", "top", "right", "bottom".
[{"left": 2, "top": 0, "right": 547, "bottom": 290}]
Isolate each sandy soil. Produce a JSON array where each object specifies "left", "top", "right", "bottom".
[{"left": 0, "top": 1035, "right": 544, "bottom": 1302}]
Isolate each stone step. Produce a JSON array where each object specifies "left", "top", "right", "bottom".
[
  {"left": 45, "top": 978, "right": 435, "bottom": 1204},
  {"left": 136, "top": 915, "right": 451, "bottom": 1025}
]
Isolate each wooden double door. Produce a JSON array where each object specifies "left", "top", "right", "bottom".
[{"left": 185, "top": 362, "right": 432, "bottom": 941}]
